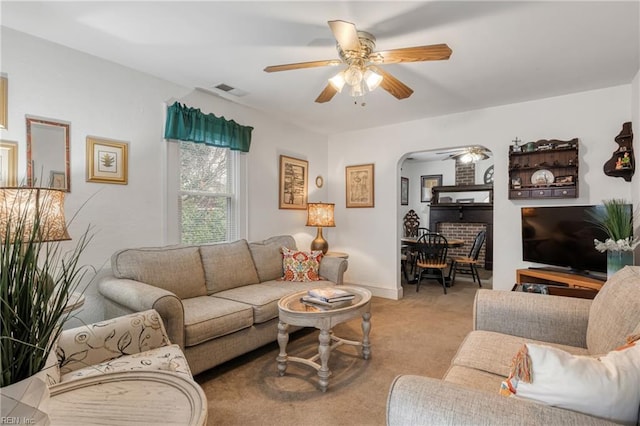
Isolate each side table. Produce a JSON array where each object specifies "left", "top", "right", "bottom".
[
  {"left": 325, "top": 251, "right": 349, "bottom": 259},
  {"left": 48, "top": 371, "right": 208, "bottom": 425},
  {"left": 277, "top": 286, "right": 371, "bottom": 392}
]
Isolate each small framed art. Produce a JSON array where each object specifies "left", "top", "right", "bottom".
[
  {"left": 279, "top": 155, "right": 308, "bottom": 209},
  {"left": 421, "top": 174, "right": 442, "bottom": 203},
  {"left": 86, "top": 136, "right": 129, "bottom": 184},
  {"left": 346, "top": 163, "right": 374, "bottom": 208},
  {"left": 400, "top": 177, "right": 409, "bottom": 205},
  {"left": 0, "top": 140, "right": 17, "bottom": 186}
]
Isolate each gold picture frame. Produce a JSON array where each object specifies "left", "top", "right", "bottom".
[
  {"left": 0, "top": 75, "right": 7, "bottom": 130},
  {"left": 0, "top": 140, "right": 18, "bottom": 186},
  {"left": 86, "top": 136, "right": 129, "bottom": 185},
  {"left": 279, "top": 155, "right": 308, "bottom": 209},
  {"left": 346, "top": 163, "right": 375, "bottom": 208}
]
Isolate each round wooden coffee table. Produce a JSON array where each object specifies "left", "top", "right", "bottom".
[{"left": 277, "top": 286, "right": 372, "bottom": 392}]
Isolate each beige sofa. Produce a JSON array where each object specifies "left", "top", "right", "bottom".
[
  {"left": 98, "top": 235, "right": 348, "bottom": 375},
  {"left": 387, "top": 266, "right": 640, "bottom": 425}
]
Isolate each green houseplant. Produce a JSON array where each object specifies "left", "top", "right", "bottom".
[
  {"left": 0, "top": 188, "right": 91, "bottom": 423},
  {"left": 590, "top": 198, "right": 638, "bottom": 278}
]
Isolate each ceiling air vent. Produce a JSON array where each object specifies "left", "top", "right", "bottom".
[{"left": 211, "top": 83, "right": 248, "bottom": 97}]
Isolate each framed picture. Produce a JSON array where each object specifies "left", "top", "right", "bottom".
[
  {"left": 421, "top": 174, "right": 442, "bottom": 203},
  {"left": 279, "top": 155, "right": 308, "bottom": 209},
  {"left": 49, "top": 171, "right": 66, "bottom": 189},
  {"left": 346, "top": 163, "right": 374, "bottom": 208},
  {"left": 400, "top": 177, "right": 409, "bottom": 205},
  {"left": 0, "top": 140, "right": 17, "bottom": 186},
  {"left": 86, "top": 136, "right": 129, "bottom": 184}
]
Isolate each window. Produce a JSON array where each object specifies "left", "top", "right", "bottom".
[{"left": 175, "top": 141, "right": 240, "bottom": 244}]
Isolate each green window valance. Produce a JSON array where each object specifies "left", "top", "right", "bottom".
[{"left": 164, "top": 102, "right": 253, "bottom": 152}]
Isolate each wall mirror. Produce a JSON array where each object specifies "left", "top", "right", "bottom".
[{"left": 26, "top": 116, "right": 70, "bottom": 191}]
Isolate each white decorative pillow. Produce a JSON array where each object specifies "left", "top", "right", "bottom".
[
  {"left": 281, "top": 247, "right": 323, "bottom": 282},
  {"left": 500, "top": 340, "right": 640, "bottom": 424}
]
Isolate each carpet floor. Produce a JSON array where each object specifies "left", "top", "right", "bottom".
[{"left": 195, "top": 271, "right": 492, "bottom": 426}]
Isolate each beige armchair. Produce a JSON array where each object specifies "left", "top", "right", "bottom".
[{"left": 53, "top": 309, "right": 191, "bottom": 384}]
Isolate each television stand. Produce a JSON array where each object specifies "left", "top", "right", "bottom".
[{"left": 516, "top": 268, "right": 604, "bottom": 291}]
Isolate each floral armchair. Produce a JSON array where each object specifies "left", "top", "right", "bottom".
[{"left": 52, "top": 309, "right": 192, "bottom": 384}]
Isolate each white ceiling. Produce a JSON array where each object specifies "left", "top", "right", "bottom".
[{"left": 1, "top": 1, "right": 639, "bottom": 136}]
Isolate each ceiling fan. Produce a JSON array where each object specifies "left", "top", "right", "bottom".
[
  {"left": 264, "top": 20, "right": 452, "bottom": 103},
  {"left": 437, "top": 146, "right": 492, "bottom": 163}
]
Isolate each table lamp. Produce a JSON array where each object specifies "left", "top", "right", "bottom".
[{"left": 306, "top": 202, "right": 335, "bottom": 254}]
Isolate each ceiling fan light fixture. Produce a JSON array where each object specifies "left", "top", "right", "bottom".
[
  {"left": 328, "top": 71, "right": 346, "bottom": 92},
  {"left": 350, "top": 81, "right": 364, "bottom": 97},
  {"left": 364, "top": 67, "right": 383, "bottom": 91},
  {"left": 458, "top": 148, "right": 489, "bottom": 164},
  {"left": 344, "top": 65, "right": 363, "bottom": 86}
]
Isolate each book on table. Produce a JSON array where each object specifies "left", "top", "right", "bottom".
[
  {"left": 307, "top": 287, "right": 355, "bottom": 303},
  {"left": 300, "top": 295, "right": 353, "bottom": 310}
]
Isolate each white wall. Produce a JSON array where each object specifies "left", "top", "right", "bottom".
[
  {"left": 328, "top": 85, "right": 635, "bottom": 298},
  {"left": 0, "top": 28, "right": 329, "bottom": 324}
]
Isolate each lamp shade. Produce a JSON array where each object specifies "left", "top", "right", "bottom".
[
  {"left": 306, "top": 203, "right": 335, "bottom": 227},
  {"left": 0, "top": 187, "right": 71, "bottom": 243}
]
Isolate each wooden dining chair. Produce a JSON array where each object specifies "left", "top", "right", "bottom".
[
  {"left": 450, "top": 230, "right": 486, "bottom": 287},
  {"left": 401, "top": 210, "right": 421, "bottom": 282},
  {"left": 414, "top": 233, "right": 449, "bottom": 294}
]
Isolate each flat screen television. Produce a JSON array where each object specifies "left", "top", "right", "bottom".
[{"left": 521, "top": 205, "right": 632, "bottom": 279}]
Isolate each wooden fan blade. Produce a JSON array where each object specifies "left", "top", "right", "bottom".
[
  {"left": 328, "top": 20, "right": 361, "bottom": 52},
  {"left": 378, "top": 44, "right": 452, "bottom": 64},
  {"left": 315, "top": 84, "right": 338, "bottom": 103},
  {"left": 264, "top": 59, "right": 340, "bottom": 73},
  {"left": 373, "top": 67, "right": 414, "bottom": 100}
]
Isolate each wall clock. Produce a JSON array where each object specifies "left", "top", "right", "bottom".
[{"left": 483, "top": 165, "right": 494, "bottom": 184}]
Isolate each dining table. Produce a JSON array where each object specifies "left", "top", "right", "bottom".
[{"left": 401, "top": 236, "right": 465, "bottom": 285}]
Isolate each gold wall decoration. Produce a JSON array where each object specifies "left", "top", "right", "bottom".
[{"left": 0, "top": 75, "right": 7, "bottom": 129}]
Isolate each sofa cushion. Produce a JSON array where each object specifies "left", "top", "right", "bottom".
[
  {"left": 111, "top": 246, "right": 206, "bottom": 299},
  {"left": 451, "top": 330, "right": 589, "bottom": 378},
  {"left": 249, "top": 235, "right": 297, "bottom": 282},
  {"left": 281, "top": 247, "right": 323, "bottom": 282},
  {"left": 214, "top": 280, "right": 335, "bottom": 324},
  {"left": 181, "top": 296, "right": 254, "bottom": 347},
  {"left": 200, "top": 239, "right": 260, "bottom": 294},
  {"left": 499, "top": 342, "right": 640, "bottom": 424},
  {"left": 587, "top": 266, "right": 640, "bottom": 354}
]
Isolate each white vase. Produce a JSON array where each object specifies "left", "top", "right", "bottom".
[
  {"left": 0, "top": 350, "right": 58, "bottom": 426},
  {"left": 607, "top": 250, "right": 634, "bottom": 279},
  {"left": 0, "top": 374, "right": 50, "bottom": 425}
]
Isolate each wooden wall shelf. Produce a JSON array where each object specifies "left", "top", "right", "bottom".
[
  {"left": 603, "top": 122, "right": 634, "bottom": 182},
  {"left": 509, "top": 138, "right": 579, "bottom": 200}
]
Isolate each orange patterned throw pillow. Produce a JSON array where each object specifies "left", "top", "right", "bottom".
[{"left": 281, "top": 247, "right": 323, "bottom": 282}]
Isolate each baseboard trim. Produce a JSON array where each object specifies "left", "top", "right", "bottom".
[{"left": 344, "top": 282, "right": 402, "bottom": 300}]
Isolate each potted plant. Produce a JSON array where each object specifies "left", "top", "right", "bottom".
[
  {"left": 0, "top": 188, "right": 92, "bottom": 424},
  {"left": 590, "top": 198, "right": 638, "bottom": 278}
]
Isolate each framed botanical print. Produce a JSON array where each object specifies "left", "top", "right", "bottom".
[
  {"left": 86, "top": 136, "right": 129, "bottom": 184},
  {"left": 400, "top": 177, "right": 409, "bottom": 205},
  {"left": 279, "top": 155, "right": 308, "bottom": 209},
  {"left": 346, "top": 163, "right": 374, "bottom": 208},
  {"left": 0, "top": 140, "right": 17, "bottom": 186},
  {"left": 421, "top": 174, "right": 442, "bottom": 203}
]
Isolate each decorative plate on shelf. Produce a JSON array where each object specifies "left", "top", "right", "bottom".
[{"left": 531, "top": 169, "right": 554, "bottom": 185}]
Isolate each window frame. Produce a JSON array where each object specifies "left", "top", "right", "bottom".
[{"left": 165, "top": 140, "right": 247, "bottom": 245}]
